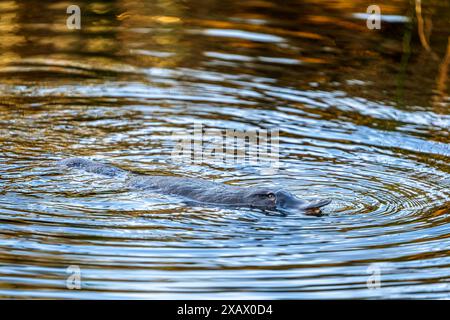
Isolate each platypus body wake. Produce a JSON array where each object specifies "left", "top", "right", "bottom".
[{"left": 59, "top": 158, "right": 331, "bottom": 214}]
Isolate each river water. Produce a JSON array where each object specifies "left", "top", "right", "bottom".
[{"left": 0, "top": 0, "right": 449, "bottom": 299}]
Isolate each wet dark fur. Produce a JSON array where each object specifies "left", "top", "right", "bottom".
[{"left": 59, "top": 158, "right": 331, "bottom": 213}]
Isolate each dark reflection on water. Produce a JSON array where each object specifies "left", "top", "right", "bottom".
[{"left": 0, "top": 0, "right": 449, "bottom": 298}]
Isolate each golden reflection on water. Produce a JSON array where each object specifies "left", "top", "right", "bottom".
[{"left": 0, "top": 0, "right": 447, "bottom": 107}]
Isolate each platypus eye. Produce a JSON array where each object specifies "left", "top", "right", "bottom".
[{"left": 254, "top": 192, "right": 276, "bottom": 200}]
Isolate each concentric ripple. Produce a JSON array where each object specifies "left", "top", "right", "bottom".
[{"left": 0, "top": 0, "right": 449, "bottom": 299}]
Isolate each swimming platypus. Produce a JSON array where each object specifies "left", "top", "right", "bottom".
[{"left": 59, "top": 158, "right": 331, "bottom": 214}]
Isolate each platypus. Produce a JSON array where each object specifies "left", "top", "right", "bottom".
[{"left": 59, "top": 158, "right": 331, "bottom": 214}]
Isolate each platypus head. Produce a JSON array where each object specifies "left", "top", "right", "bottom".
[
  {"left": 273, "top": 189, "right": 331, "bottom": 214},
  {"left": 245, "top": 189, "right": 278, "bottom": 210},
  {"left": 246, "top": 189, "right": 331, "bottom": 214}
]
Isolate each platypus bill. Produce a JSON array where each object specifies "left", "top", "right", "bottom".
[{"left": 59, "top": 158, "right": 332, "bottom": 215}]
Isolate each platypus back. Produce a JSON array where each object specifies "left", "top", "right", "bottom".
[
  {"left": 59, "top": 158, "right": 127, "bottom": 177},
  {"left": 59, "top": 158, "right": 332, "bottom": 214}
]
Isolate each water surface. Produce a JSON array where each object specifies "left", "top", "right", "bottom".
[{"left": 0, "top": 0, "right": 449, "bottom": 298}]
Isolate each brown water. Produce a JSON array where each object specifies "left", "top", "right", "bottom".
[{"left": 0, "top": 0, "right": 449, "bottom": 299}]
